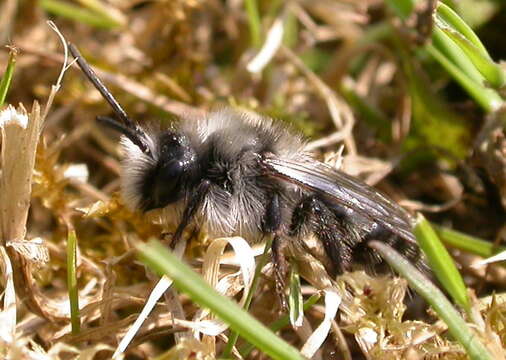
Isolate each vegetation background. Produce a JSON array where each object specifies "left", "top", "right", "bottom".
[{"left": 0, "top": 0, "right": 505, "bottom": 359}]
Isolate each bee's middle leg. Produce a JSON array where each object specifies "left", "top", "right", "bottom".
[{"left": 263, "top": 193, "right": 289, "bottom": 308}]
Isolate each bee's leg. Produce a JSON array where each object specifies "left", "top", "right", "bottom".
[
  {"left": 271, "top": 235, "right": 288, "bottom": 309},
  {"left": 263, "top": 193, "right": 288, "bottom": 309},
  {"left": 290, "top": 195, "right": 359, "bottom": 275},
  {"left": 171, "top": 180, "right": 211, "bottom": 247}
]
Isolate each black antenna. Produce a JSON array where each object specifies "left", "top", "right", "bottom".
[
  {"left": 68, "top": 43, "right": 131, "bottom": 127},
  {"left": 68, "top": 42, "right": 151, "bottom": 154},
  {"left": 97, "top": 116, "right": 148, "bottom": 149}
]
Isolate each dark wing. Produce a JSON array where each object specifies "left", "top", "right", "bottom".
[{"left": 263, "top": 156, "right": 415, "bottom": 243}]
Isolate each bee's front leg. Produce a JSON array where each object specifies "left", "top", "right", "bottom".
[{"left": 171, "top": 180, "right": 211, "bottom": 247}]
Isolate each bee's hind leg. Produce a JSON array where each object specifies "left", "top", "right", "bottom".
[{"left": 289, "top": 195, "right": 361, "bottom": 276}]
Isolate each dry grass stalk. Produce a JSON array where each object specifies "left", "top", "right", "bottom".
[
  {"left": 0, "top": 102, "right": 61, "bottom": 321},
  {"left": 281, "top": 46, "right": 357, "bottom": 154},
  {"left": 0, "top": 22, "right": 74, "bottom": 323},
  {"left": 0, "top": 245, "right": 15, "bottom": 345},
  {"left": 1, "top": 103, "right": 40, "bottom": 245},
  {"left": 300, "top": 289, "right": 341, "bottom": 358}
]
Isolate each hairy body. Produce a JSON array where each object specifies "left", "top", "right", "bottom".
[
  {"left": 122, "top": 109, "right": 304, "bottom": 239},
  {"left": 67, "top": 43, "right": 425, "bottom": 279},
  {"left": 120, "top": 108, "right": 424, "bottom": 275}
]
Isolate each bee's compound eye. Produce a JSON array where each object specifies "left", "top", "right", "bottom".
[
  {"left": 159, "top": 159, "right": 184, "bottom": 181},
  {"left": 144, "top": 160, "right": 185, "bottom": 211},
  {"left": 139, "top": 131, "right": 198, "bottom": 212}
]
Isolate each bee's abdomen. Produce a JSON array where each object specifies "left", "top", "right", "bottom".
[
  {"left": 289, "top": 194, "right": 427, "bottom": 276},
  {"left": 353, "top": 223, "right": 428, "bottom": 274}
]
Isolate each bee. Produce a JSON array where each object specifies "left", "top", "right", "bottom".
[{"left": 68, "top": 44, "right": 425, "bottom": 289}]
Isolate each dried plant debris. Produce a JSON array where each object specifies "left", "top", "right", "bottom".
[
  {"left": 0, "top": 1, "right": 506, "bottom": 359},
  {"left": 473, "top": 108, "right": 506, "bottom": 209}
]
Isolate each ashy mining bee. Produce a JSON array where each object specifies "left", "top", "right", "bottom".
[{"left": 68, "top": 44, "right": 425, "bottom": 293}]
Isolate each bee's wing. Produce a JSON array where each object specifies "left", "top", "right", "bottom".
[{"left": 263, "top": 156, "right": 416, "bottom": 243}]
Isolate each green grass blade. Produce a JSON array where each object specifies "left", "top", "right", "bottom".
[
  {"left": 239, "top": 294, "right": 321, "bottom": 358},
  {"left": 414, "top": 214, "right": 470, "bottom": 311},
  {"left": 0, "top": 48, "right": 17, "bottom": 107},
  {"left": 245, "top": 0, "right": 262, "bottom": 47},
  {"left": 430, "top": 9, "right": 504, "bottom": 111},
  {"left": 426, "top": 44, "right": 502, "bottom": 113},
  {"left": 385, "top": 0, "right": 416, "bottom": 20},
  {"left": 436, "top": 3, "right": 489, "bottom": 58},
  {"left": 222, "top": 237, "right": 273, "bottom": 357},
  {"left": 431, "top": 25, "right": 484, "bottom": 85},
  {"left": 76, "top": 0, "right": 126, "bottom": 27},
  {"left": 434, "top": 225, "right": 506, "bottom": 258},
  {"left": 137, "top": 239, "right": 304, "bottom": 360},
  {"left": 40, "top": 0, "right": 121, "bottom": 29},
  {"left": 369, "top": 241, "right": 494, "bottom": 360},
  {"left": 67, "top": 229, "right": 81, "bottom": 334},
  {"left": 438, "top": 26, "right": 505, "bottom": 88}
]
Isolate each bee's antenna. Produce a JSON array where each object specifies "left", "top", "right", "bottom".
[
  {"left": 68, "top": 43, "right": 131, "bottom": 127},
  {"left": 96, "top": 116, "right": 148, "bottom": 150},
  {"left": 68, "top": 42, "right": 151, "bottom": 155}
]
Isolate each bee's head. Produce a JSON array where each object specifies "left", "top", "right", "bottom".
[
  {"left": 68, "top": 43, "right": 198, "bottom": 213},
  {"left": 120, "top": 128, "right": 198, "bottom": 212}
]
